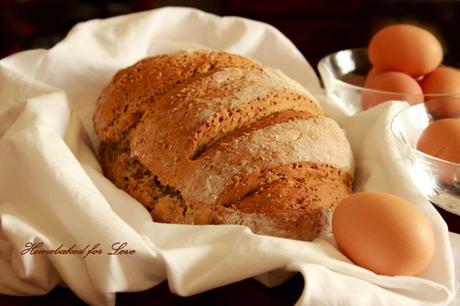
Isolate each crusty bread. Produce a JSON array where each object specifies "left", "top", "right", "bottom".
[{"left": 94, "top": 50, "right": 354, "bottom": 241}]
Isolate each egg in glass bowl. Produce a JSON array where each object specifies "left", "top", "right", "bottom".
[
  {"left": 318, "top": 48, "right": 405, "bottom": 114},
  {"left": 318, "top": 24, "right": 460, "bottom": 115},
  {"left": 317, "top": 47, "right": 460, "bottom": 116},
  {"left": 390, "top": 100, "right": 460, "bottom": 215}
]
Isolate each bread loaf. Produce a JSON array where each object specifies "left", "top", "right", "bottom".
[{"left": 94, "top": 50, "right": 354, "bottom": 241}]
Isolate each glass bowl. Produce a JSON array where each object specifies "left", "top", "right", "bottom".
[
  {"left": 317, "top": 48, "right": 460, "bottom": 116},
  {"left": 390, "top": 101, "right": 460, "bottom": 215}
]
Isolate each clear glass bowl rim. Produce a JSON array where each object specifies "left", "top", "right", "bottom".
[{"left": 390, "top": 103, "right": 460, "bottom": 168}]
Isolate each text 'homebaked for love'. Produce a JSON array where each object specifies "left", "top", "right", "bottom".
[{"left": 20, "top": 241, "right": 136, "bottom": 259}]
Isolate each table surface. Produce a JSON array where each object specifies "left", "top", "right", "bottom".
[{"left": 0, "top": 205, "right": 458, "bottom": 306}]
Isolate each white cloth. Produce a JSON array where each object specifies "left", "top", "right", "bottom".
[{"left": 0, "top": 7, "right": 456, "bottom": 306}]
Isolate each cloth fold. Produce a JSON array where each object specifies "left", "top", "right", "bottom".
[{"left": 0, "top": 7, "right": 456, "bottom": 306}]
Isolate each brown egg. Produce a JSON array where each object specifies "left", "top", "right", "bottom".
[
  {"left": 368, "top": 24, "right": 443, "bottom": 77},
  {"left": 417, "top": 119, "right": 460, "bottom": 164},
  {"left": 332, "top": 192, "right": 435, "bottom": 276},
  {"left": 417, "top": 119, "right": 460, "bottom": 184},
  {"left": 421, "top": 67, "right": 460, "bottom": 118},
  {"left": 424, "top": 98, "right": 460, "bottom": 119},
  {"left": 421, "top": 66, "right": 460, "bottom": 94},
  {"left": 361, "top": 71, "right": 424, "bottom": 110}
]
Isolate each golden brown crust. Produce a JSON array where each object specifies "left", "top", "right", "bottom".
[
  {"left": 94, "top": 50, "right": 354, "bottom": 241},
  {"left": 94, "top": 51, "right": 261, "bottom": 142}
]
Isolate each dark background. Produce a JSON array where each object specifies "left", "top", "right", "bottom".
[{"left": 1, "top": 0, "right": 460, "bottom": 69}]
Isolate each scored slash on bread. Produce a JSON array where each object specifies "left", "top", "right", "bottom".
[{"left": 94, "top": 50, "right": 354, "bottom": 241}]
